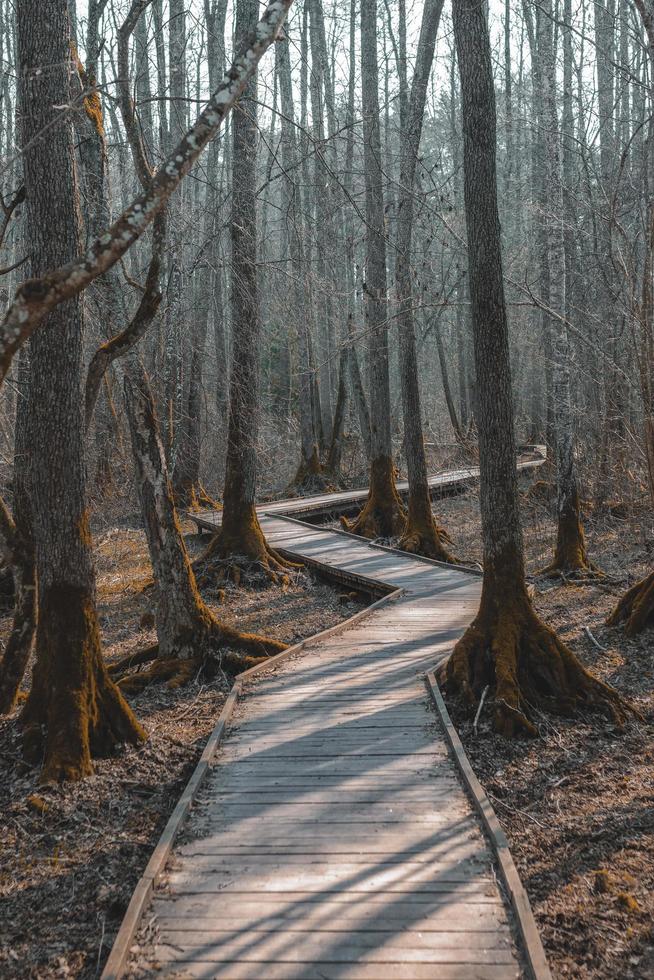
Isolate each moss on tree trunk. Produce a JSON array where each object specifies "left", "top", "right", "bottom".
[
  {"left": 342, "top": 455, "right": 406, "bottom": 539},
  {"left": 20, "top": 584, "right": 144, "bottom": 782}
]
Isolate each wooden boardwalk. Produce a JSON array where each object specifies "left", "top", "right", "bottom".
[{"left": 106, "top": 458, "right": 549, "bottom": 979}]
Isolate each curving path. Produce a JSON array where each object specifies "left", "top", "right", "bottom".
[{"left": 104, "top": 458, "right": 549, "bottom": 980}]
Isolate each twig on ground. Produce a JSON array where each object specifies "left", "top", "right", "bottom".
[
  {"left": 473, "top": 685, "right": 489, "bottom": 736},
  {"left": 584, "top": 626, "right": 608, "bottom": 652}
]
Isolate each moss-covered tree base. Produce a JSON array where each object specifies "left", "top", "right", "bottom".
[
  {"left": 538, "top": 505, "right": 603, "bottom": 581},
  {"left": 607, "top": 571, "right": 654, "bottom": 636},
  {"left": 196, "top": 505, "right": 301, "bottom": 586},
  {"left": 19, "top": 585, "right": 145, "bottom": 782},
  {"left": 114, "top": 617, "right": 287, "bottom": 694},
  {"left": 341, "top": 455, "right": 406, "bottom": 539},
  {"left": 287, "top": 452, "right": 335, "bottom": 497},
  {"left": 444, "top": 586, "right": 634, "bottom": 736},
  {"left": 399, "top": 499, "right": 457, "bottom": 563}
]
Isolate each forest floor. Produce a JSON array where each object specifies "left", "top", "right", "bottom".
[
  {"left": 438, "top": 484, "right": 654, "bottom": 980},
  {"left": 0, "top": 518, "right": 366, "bottom": 980}
]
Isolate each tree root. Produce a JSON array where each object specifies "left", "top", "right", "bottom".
[
  {"left": 399, "top": 511, "right": 457, "bottom": 563},
  {"left": 118, "top": 656, "right": 202, "bottom": 694},
  {"left": 186, "top": 483, "right": 222, "bottom": 513},
  {"left": 196, "top": 508, "right": 301, "bottom": 587},
  {"left": 606, "top": 571, "right": 654, "bottom": 636},
  {"left": 287, "top": 453, "right": 336, "bottom": 497},
  {"left": 108, "top": 644, "right": 158, "bottom": 677},
  {"left": 538, "top": 499, "right": 602, "bottom": 580},
  {"left": 341, "top": 455, "right": 405, "bottom": 539},
  {"left": 444, "top": 590, "right": 637, "bottom": 736},
  {"left": 536, "top": 564, "right": 605, "bottom": 585},
  {"left": 116, "top": 622, "right": 287, "bottom": 694}
]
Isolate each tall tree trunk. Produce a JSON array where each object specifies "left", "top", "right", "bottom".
[
  {"left": 537, "top": 0, "right": 598, "bottom": 577},
  {"left": 16, "top": 0, "right": 143, "bottom": 781},
  {"left": 276, "top": 28, "right": 323, "bottom": 490},
  {"left": 445, "top": 0, "right": 629, "bottom": 736},
  {"left": 202, "top": 0, "right": 296, "bottom": 580},
  {"left": 344, "top": 0, "right": 405, "bottom": 538},
  {"left": 395, "top": 0, "right": 454, "bottom": 562}
]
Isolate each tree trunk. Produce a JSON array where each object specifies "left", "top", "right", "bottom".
[
  {"left": 344, "top": 0, "right": 404, "bottom": 539},
  {"left": 394, "top": 0, "right": 453, "bottom": 561},
  {"left": 445, "top": 0, "right": 630, "bottom": 736},
  {"left": 276, "top": 28, "right": 323, "bottom": 491},
  {"left": 0, "top": 348, "right": 35, "bottom": 714},
  {"left": 117, "top": 356, "right": 285, "bottom": 693},
  {"left": 537, "top": 0, "right": 597, "bottom": 577},
  {"left": 607, "top": 570, "right": 654, "bottom": 635},
  {"left": 202, "top": 0, "right": 296, "bottom": 580},
  {"left": 16, "top": 0, "right": 143, "bottom": 780}
]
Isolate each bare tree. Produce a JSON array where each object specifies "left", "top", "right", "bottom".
[
  {"left": 344, "top": 0, "right": 405, "bottom": 538},
  {"left": 445, "top": 0, "right": 631, "bottom": 736}
]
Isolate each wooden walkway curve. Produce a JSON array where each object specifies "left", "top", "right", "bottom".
[{"left": 104, "top": 457, "right": 550, "bottom": 980}]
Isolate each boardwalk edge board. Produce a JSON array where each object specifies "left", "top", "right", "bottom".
[
  {"left": 426, "top": 670, "right": 553, "bottom": 980},
  {"left": 101, "top": 576, "right": 403, "bottom": 980}
]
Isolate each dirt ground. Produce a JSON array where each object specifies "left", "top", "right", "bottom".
[
  {"left": 1, "top": 482, "right": 652, "bottom": 980},
  {"left": 439, "top": 483, "right": 654, "bottom": 980},
  {"left": 0, "top": 518, "right": 366, "bottom": 980}
]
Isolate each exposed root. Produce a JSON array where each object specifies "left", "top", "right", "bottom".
[
  {"left": 116, "top": 621, "right": 287, "bottom": 694},
  {"left": 118, "top": 657, "right": 202, "bottom": 694},
  {"left": 186, "top": 483, "right": 222, "bottom": 513},
  {"left": 538, "top": 495, "right": 602, "bottom": 579},
  {"left": 399, "top": 504, "right": 457, "bottom": 564},
  {"left": 287, "top": 451, "right": 335, "bottom": 496},
  {"left": 108, "top": 644, "right": 158, "bottom": 677},
  {"left": 196, "top": 505, "right": 301, "bottom": 586},
  {"left": 341, "top": 455, "right": 405, "bottom": 539},
  {"left": 607, "top": 571, "right": 654, "bottom": 636},
  {"left": 444, "top": 584, "right": 636, "bottom": 737}
]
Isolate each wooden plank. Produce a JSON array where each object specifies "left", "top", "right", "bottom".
[
  {"left": 154, "top": 908, "right": 506, "bottom": 934},
  {"left": 155, "top": 931, "right": 514, "bottom": 958},
  {"left": 154, "top": 961, "right": 520, "bottom": 979},
  {"left": 154, "top": 943, "right": 517, "bottom": 965},
  {"left": 164, "top": 872, "right": 496, "bottom": 895}
]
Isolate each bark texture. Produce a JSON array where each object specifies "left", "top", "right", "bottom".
[
  {"left": 16, "top": 0, "right": 143, "bottom": 779},
  {"left": 446, "top": 0, "right": 631, "bottom": 735},
  {"left": 395, "top": 0, "right": 453, "bottom": 562},
  {"left": 343, "top": 0, "right": 404, "bottom": 539}
]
